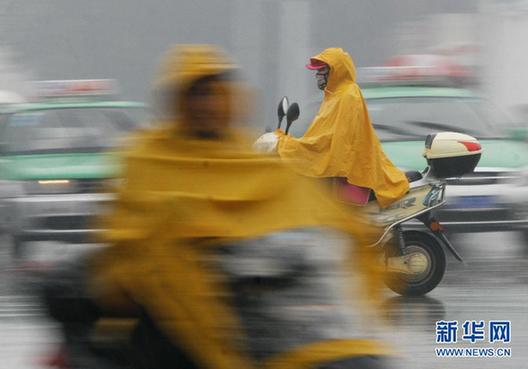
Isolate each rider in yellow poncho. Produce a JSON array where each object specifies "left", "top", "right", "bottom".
[
  {"left": 86, "top": 45, "right": 394, "bottom": 369},
  {"left": 277, "top": 48, "right": 409, "bottom": 208}
]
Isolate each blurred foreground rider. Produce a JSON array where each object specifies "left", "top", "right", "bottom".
[{"left": 44, "top": 45, "right": 395, "bottom": 369}]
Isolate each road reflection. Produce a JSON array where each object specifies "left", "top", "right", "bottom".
[{"left": 382, "top": 295, "right": 446, "bottom": 327}]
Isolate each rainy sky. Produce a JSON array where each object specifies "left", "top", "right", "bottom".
[{"left": 0, "top": 0, "right": 480, "bottom": 125}]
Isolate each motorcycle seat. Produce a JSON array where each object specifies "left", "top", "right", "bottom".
[{"left": 405, "top": 170, "right": 423, "bottom": 183}]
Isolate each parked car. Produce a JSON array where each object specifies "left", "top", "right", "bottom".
[
  {"left": 362, "top": 85, "right": 528, "bottom": 234},
  {"left": 0, "top": 80, "right": 148, "bottom": 258}
]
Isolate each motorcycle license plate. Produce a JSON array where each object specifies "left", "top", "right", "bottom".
[{"left": 453, "top": 195, "right": 497, "bottom": 209}]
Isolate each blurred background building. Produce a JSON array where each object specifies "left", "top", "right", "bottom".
[
  {"left": 4, "top": 0, "right": 528, "bottom": 124},
  {"left": 0, "top": 0, "right": 483, "bottom": 127}
]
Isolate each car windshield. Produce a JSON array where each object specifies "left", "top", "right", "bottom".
[
  {"left": 1, "top": 107, "right": 147, "bottom": 154},
  {"left": 366, "top": 97, "right": 514, "bottom": 141}
]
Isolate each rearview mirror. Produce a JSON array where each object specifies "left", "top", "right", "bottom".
[
  {"left": 285, "top": 103, "right": 300, "bottom": 134},
  {"left": 277, "top": 96, "right": 289, "bottom": 129}
]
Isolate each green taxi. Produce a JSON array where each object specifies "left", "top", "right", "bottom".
[
  {"left": 362, "top": 85, "right": 528, "bottom": 233},
  {"left": 0, "top": 93, "right": 147, "bottom": 256}
]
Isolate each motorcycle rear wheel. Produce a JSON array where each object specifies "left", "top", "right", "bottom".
[{"left": 384, "top": 231, "right": 446, "bottom": 296}]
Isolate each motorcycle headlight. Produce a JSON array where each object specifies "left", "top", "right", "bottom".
[{"left": 23, "top": 179, "right": 77, "bottom": 195}]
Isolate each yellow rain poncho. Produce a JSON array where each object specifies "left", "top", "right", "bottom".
[
  {"left": 89, "top": 45, "right": 390, "bottom": 369},
  {"left": 278, "top": 48, "right": 409, "bottom": 208}
]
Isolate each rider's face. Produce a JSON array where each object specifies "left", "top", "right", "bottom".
[
  {"left": 315, "top": 66, "right": 330, "bottom": 90},
  {"left": 182, "top": 77, "right": 233, "bottom": 139}
]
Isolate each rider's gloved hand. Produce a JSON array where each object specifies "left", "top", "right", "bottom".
[{"left": 253, "top": 132, "right": 279, "bottom": 153}]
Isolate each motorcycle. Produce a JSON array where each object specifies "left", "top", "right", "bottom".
[{"left": 255, "top": 97, "right": 482, "bottom": 296}]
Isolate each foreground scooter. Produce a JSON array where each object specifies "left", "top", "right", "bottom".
[{"left": 255, "top": 97, "right": 482, "bottom": 296}]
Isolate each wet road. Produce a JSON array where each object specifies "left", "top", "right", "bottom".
[
  {"left": 0, "top": 232, "right": 527, "bottom": 369},
  {"left": 387, "top": 232, "right": 528, "bottom": 369},
  {"left": 0, "top": 240, "right": 60, "bottom": 369}
]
